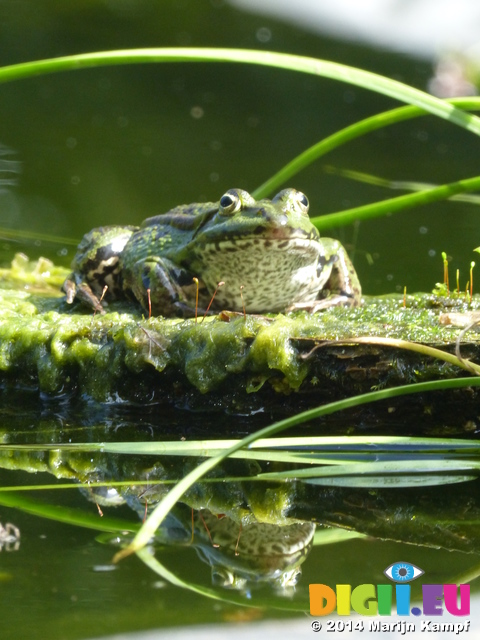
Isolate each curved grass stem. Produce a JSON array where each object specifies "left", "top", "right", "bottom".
[
  {"left": 113, "top": 375, "right": 480, "bottom": 562},
  {"left": 1, "top": 49, "right": 480, "bottom": 135},
  {"left": 2, "top": 50, "right": 480, "bottom": 230},
  {"left": 311, "top": 173, "right": 480, "bottom": 229},
  {"left": 253, "top": 98, "right": 480, "bottom": 200},
  {"left": 304, "top": 336, "right": 480, "bottom": 376}
]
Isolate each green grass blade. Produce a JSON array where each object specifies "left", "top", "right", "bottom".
[
  {"left": 324, "top": 336, "right": 480, "bottom": 374},
  {"left": 136, "top": 547, "right": 307, "bottom": 611},
  {"left": 135, "top": 547, "right": 260, "bottom": 609},
  {"left": 254, "top": 97, "right": 480, "bottom": 199},
  {"left": 258, "top": 458, "right": 480, "bottom": 479},
  {"left": 6, "top": 435, "right": 477, "bottom": 452},
  {"left": 306, "top": 475, "right": 475, "bottom": 488},
  {"left": 0, "top": 227, "right": 79, "bottom": 245},
  {"left": 311, "top": 173, "right": 480, "bottom": 229},
  {"left": 113, "top": 376, "right": 480, "bottom": 562},
  {"left": 3, "top": 434, "right": 480, "bottom": 456},
  {"left": 313, "top": 528, "right": 366, "bottom": 546},
  {"left": 1, "top": 49, "right": 480, "bottom": 137},
  {"left": 0, "top": 492, "right": 138, "bottom": 533},
  {"left": 324, "top": 166, "right": 480, "bottom": 205},
  {"left": 2, "top": 49, "right": 480, "bottom": 231}
]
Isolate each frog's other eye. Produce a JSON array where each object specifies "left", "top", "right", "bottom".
[
  {"left": 383, "top": 562, "right": 424, "bottom": 583},
  {"left": 219, "top": 190, "right": 242, "bottom": 215},
  {"left": 273, "top": 188, "right": 310, "bottom": 215}
]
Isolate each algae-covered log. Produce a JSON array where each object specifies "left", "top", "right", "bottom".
[{"left": 2, "top": 256, "right": 480, "bottom": 423}]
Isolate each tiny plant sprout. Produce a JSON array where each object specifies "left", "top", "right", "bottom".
[
  {"left": 442, "top": 251, "right": 449, "bottom": 295},
  {"left": 471, "top": 261, "right": 475, "bottom": 301},
  {"left": 192, "top": 277, "right": 199, "bottom": 324},
  {"left": 456, "top": 269, "right": 460, "bottom": 295},
  {"left": 146, "top": 288, "right": 152, "bottom": 319},
  {"left": 92, "top": 285, "right": 108, "bottom": 323},
  {"left": 202, "top": 281, "right": 224, "bottom": 321}
]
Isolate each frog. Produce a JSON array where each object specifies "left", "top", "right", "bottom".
[{"left": 63, "top": 188, "right": 361, "bottom": 317}]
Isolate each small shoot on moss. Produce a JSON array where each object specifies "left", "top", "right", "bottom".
[
  {"left": 442, "top": 251, "right": 450, "bottom": 296},
  {"left": 470, "top": 261, "right": 475, "bottom": 302},
  {"left": 202, "top": 281, "right": 224, "bottom": 322},
  {"left": 192, "top": 277, "right": 199, "bottom": 324},
  {"left": 92, "top": 285, "right": 108, "bottom": 322},
  {"left": 146, "top": 288, "right": 152, "bottom": 320},
  {"left": 433, "top": 254, "right": 476, "bottom": 302},
  {"left": 198, "top": 511, "right": 219, "bottom": 548}
]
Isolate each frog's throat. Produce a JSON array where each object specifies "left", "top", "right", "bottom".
[{"left": 193, "top": 236, "right": 323, "bottom": 257}]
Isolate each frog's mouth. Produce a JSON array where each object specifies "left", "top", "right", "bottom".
[
  {"left": 262, "top": 225, "right": 320, "bottom": 242},
  {"left": 207, "top": 235, "right": 323, "bottom": 258},
  {"left": 196, "top": 220, "right": 320, "bottom": 245}
]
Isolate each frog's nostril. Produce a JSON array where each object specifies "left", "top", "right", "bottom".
[
  {"left": 271, "top": 213, "right": 288, "bottom": 227},
  {"left": 258, "top": 208, "right": 288, "bottom": 227}
]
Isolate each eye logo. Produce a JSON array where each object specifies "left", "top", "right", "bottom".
[
  {"left": 310, "top": 561, "right": 470, "bottom": 618},
  {"left": 384, "top": 561, "right": 424, "bottom": 583}
]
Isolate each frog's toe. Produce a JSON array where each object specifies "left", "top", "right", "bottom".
[
  {"left": 63, "top": 279, "right": 106, "bottom": 314},
  {"left": 62, "top": 277, "right": 77, "bottom": 304},
  {"left": 77, "top": 283, "right": 106, "bottom": 314},
  {"left": 287, "top": 294, "right": 358, "bottom": 313}
]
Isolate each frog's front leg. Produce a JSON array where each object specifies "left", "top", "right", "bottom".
[
  {"left": 125, "top": 257, "right": 206, "bottom": 317},
  {"left": 63, "top": 226, "right": 137, "bottom": 314},
  {"left": 288, "top": 240, "right": 362, "bottom": 313}
]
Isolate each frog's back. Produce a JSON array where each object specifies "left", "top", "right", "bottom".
[
  {"left": 141, "top": 202, "right": 219, "bottom": 232},
  {"left": 123, "top": 202, "right": 219, "bottom": 264}
]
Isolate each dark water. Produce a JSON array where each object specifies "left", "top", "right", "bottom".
[{"left": 1, "top": 2, "right": 480, "bottom": 639}]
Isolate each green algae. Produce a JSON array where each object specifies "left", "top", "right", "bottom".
[
  {"left": 0, "top": 252, "right": 68, "bottom": 293},
  {"left": 2, "top": 256, "right": 480, "bottom": 404}
]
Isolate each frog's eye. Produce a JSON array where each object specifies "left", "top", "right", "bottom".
[
  {"left": 274, "top": 189, "right": 310, "bottom": 215},
  {"left": 295, "top": 191, "right": 309, "bottom": 213},
  {"left": 219, "top": 190, "right": 242, "bottom": 215}
]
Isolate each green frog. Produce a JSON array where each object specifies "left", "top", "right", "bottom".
[{"left": 63, "top": 188, "right": 361, "bottom": 316}]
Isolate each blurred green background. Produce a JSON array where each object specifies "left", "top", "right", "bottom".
[{"left": 1, "top": 0, "right": 478, "bottom": 296}]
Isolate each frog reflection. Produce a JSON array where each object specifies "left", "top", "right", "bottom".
[
  {"left": 86, "top": 485, "right": 315, "bottom": 592},
  {"left": 156, "top": 506, "right": 316, "bottom": 592}
]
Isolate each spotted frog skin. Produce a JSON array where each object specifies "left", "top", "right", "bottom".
[
  {"left": 157, "top": 507, "right": 315, "bottom": 591},
  {"left": 63, "top": 188, "right": 361, "bottom": 316},
  {"left": 188, "top": 509, "right": 315, "bottom": 590}
]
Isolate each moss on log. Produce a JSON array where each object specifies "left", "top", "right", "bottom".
[{"left": 2, "top": 256, "right": 480, "bottom": 421}]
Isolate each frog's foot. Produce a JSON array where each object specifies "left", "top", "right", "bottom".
[
  {"left": 287, "top": 294, "right": 359, "bottom": 314},
  {"left": 292, "top": 244, "right": 362, "bottom": 313},
  {"left": 62, "top": 276, "right": 106, "bottom": 314},
  {"left": 126, "top": 257, "right": 201, "bottom": 318}
]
